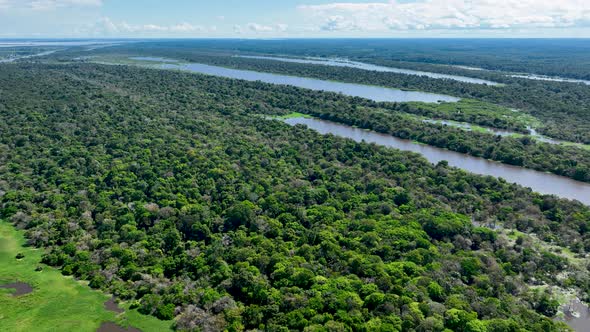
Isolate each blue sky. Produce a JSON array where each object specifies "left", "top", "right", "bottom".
[{"left": 1, "top": 0, "right": 590, "bottom": 38}]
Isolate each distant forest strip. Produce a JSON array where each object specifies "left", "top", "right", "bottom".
[
  {"left": 126, "top": 39, "right": 590, "bottom": 80},
  {"left": 1, "top": 62, "right": 589, "bottom": 330}
]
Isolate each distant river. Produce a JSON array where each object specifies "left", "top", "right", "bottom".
[
  {"left": 285, "top": 117, "right": 590, "bottom": 205},
  {"left": 131, "top": 57, "right": 460, "bottom": 103},
  {"left": 238, "top": 55, "right": 500, "bottom": 86}
]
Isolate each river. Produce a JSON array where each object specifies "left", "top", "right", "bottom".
[
  {"left": 284, "top": 117, "right": 590, "bottom": 205},
  {"left": 131, "top": 57, "right": 459, "bottom": 103},
  {"left": 160, "top": 62, "right": 459, "bottom": 103},
  {"left": 237, "top": 55, "right": 499, "bottom": 86},
  {"left": 559, "top": 299, "right": 590, "bottom": 332}
]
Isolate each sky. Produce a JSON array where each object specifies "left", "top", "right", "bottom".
[{"left": 1, "top": 0, "right": 590, "bottom": 38}]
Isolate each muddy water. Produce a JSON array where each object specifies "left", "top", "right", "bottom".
[
  {"left": 96, "top": 322, "right": 141, "bottom": 332},
  {"left": 160, "top": 61, "right": 460, "bottom": 103},
  {"left": 104, "top": 297, "right": 124, "bottom": 313},
  {"left": 0, "top": 282, "right": 33, "bottom": 296},
  {"left": 130, "top": 57, "right": 459, "bottom": 103},
  {"left": 285, "top": 117, "right": 590, "bottom": 205},
  {"left": 559, "top": 299, "right": 590, "bottom": 332}
]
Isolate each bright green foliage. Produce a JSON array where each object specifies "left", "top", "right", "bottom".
[{"left": 0, "top": 61, "right": 585, "bottom": 331}]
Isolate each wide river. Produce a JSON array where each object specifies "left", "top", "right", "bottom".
[
  {"left": 150, "top": 60, "right": 460, "bottom": 103},
  {"left": 285, "top": 117, "right": 590, "bottom": 205},
  {"left": 238, "top": 55, "right": 499, "bottom": 86}
]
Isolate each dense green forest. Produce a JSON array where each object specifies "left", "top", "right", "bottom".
[
  {"left": 1, "top": 62, "right": 589, "bottom": 331},
  {"left": 75, "top": 43, "right": 590, "bottom": 145},
  {"left": 58, "top": 49, "right": 590, "bottom": 183},
  {"left": 122, "top": 39, "right": 590, "bottom": 80}
]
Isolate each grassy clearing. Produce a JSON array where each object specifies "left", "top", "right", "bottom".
[
  {"left": 85, "top": 54, "right": 188, "bottom": 69},
  {"left": 561, "top": 141, "right": 590, "bottom": 151},
  {"left": 408, "top": 99, "right": 541, "bottom": 129},
  {"left": 0, "top": 220, "right": 172, "bottom": 332},
  {"left": 269, "top": 112, "right": 313, "bottom": 120},
  {"left": 422, "top": 118, "right": 501, "bottom": 134}
]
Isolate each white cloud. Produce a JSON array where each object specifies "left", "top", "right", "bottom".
[
  {"left": 320, "top": 15, "right": 360, "bottom": 31},
  {"left": 299, "top": 0, "right": 590, "bottom": 32},
  {"left": 233, "top": 23, "right": 289, "bottom": 34},
  {"left": 0, "top": 0, "right": 102, "bottom": 10},
  {"left": 275, "top": 23, "right": 289, "bottom": 32},
  {"left": 86, "top": 17, "right": 214, "bottom": 36},
  {"left": 247, "top": 23, "right": 274, "bottom": 32}
]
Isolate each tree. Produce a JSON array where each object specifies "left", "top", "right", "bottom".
[{"left": 225, "top": 201, "right": 257, "bottom": 230}]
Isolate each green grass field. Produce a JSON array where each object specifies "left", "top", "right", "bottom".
[
  {"left": 269, "top": 112, "right": 313, "bottom": 120},
  {"left": 408, "top": 99, "right": 541, "bottom": 129},
  {"left": 0, "top": 220, "right": 173, "bottom": 332}
]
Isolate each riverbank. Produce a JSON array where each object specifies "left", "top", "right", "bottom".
[{"left": 281, "top": 116, "right": 590, "bottom": 205}]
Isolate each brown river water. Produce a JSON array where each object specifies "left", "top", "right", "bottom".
[{"left": 285, "top": 117, "right": 590, "bottom": 206}]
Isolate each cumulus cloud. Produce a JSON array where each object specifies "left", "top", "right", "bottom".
[
  {"left": 299, "top": 0, "right": 590, "bottom": 32},
  {"left": 86, "top": 17, "right": 214, "bottom": 36}
]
